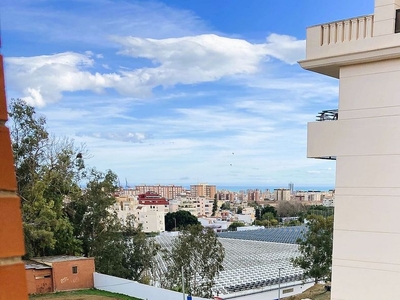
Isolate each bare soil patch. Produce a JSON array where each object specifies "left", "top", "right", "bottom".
[{"left": 283, "top": 284, "right": 330, "bottom": 300}]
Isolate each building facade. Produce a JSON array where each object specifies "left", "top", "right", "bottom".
[
  {"left": 190, "top": 184, "right": 216, "bottom": 199},
  {"left": 0, "top": 50, "right": 29, "bottom": 298},
  {"left": 274, "top": 188, "right": 290, "bottom": 201},
  {"left": 135, "top": 206, "right": 165, "bottom": 233},
  {"left": 25, "top": 256, "right": 95, "bottom": 294},
  {"left": 135, "top": 185, "right": 184, "bottom": 199},
  {"left": 247, "top": 189, "right": 261, "bottom": 202},
  {"left": 300, "top": 1, "right": 400, "bottom": 298}
]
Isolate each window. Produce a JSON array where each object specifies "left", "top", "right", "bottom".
[
  {"left": 396, "top": 10, "right": 400, "bottom": 33},
  {"left": 72, "top": 266, "right": 78, "bottom": 274},
  {"left": 282, "top": 288, "right": 294, "bottom": 294}
]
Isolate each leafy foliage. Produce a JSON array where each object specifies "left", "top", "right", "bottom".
[
  {"left": 220, "top": 202, "right": 230, "bottom": 210},
  {"left": 122, "top": 215, "right": 160, "bottom": 282},
  {"left": 9, "top": 99, "right": 83, "bottom": 257},
  {"left": 211, "top": 198, "right": 218, "bottom": 216},
  {"left": 163, "top": 225, "right": 225, "bottom": 298},
  {"left": 255, "top": 204, "right": 277, "bottom": 220},
  {"left": 306, "top": 205, "right": 334, "bottom": 218},
  {"left": 9, "top": 99, "right": 159, "bottom": 282},
  {"left": 291, "top": 215, "right": 334, "bottom": 283},
  {"left": 227, "top": 221, "right": 245, "bottom": 231},
  {"left": 164, "top": 210, "right": 200, "bottom": 231},
  {"left": 276, "top": 201, "right": 306, "bottom": 217}
]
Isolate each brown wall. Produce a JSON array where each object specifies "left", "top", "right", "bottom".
[
  {"left": 26, "top": 269, "right": 53, "bottom": 294},
  {"left": 52, "top": 258, "right": 95, "bottom": 291}
]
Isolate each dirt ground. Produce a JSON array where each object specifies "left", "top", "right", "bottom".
[{"left": 283, "top": 284, "right": 330, "bottom": 300}]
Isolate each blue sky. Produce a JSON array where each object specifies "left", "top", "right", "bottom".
[{"left": 2, "top": 0, "right": 373, "bottom": 189}]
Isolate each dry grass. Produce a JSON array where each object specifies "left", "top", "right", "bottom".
[
  {"left": 31, "top": 296, "right": 112, "bottom": 300},
  {"left": 29, "top": 289, "right": 141, "bottom": 300},
  {"left": 283, "top": 284, "right": 330, "bottom": 300}
]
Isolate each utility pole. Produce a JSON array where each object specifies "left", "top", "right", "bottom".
[
  {"left": 182, "top": 266, "right": 185, "bottom": 300},
  {"left": 278, "top": 267, "right": 283, "bottom": 300}
]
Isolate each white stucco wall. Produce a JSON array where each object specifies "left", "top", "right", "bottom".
[
  {"left": 94, "top": 273, "right": 208, "bottom": 300},
  {"left": 94, "top": 273, "right": 314, "bottom": 300},
  {"left": 302, "top": 1, "right": 400, "bottom": 299}
]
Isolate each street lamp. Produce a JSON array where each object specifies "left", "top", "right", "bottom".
[
  {"left": 278, "top": 267, "right": 283, "bottom": 300},
  {"left": 182, "top": 266, "right": 185, "bottom": 300}
]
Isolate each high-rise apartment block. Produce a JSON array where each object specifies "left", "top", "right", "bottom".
[
  {"left": 288, "top": 182, "right": 294, "bottom": 194},
  {"left": 190, "top": 184, "right": 216, "bottom": 199},
  {"left": 274, "top": 188, "right": 290, "bottom": 201},
  {"left": 301, "top": 1, "right": 400, "bottom": 298},
  {"left": 247, "top": 189, "right": 261, "bottom": 202},
  {"left": 135, "top": 184, "right": 184, "bottom": 199}
]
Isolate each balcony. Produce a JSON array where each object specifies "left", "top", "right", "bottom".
[
  {"left": 308, "top": 109, "right": 339, "bottom": 160},
  {"left": 299, "top": 12, "right": 400, "bottom": 78},
  {"left": 316, "top": 109, "right": 338, "bottom": 121}
]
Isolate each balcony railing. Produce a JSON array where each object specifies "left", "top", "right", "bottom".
[
  {"left": 316, "top": 109, "right": 338, "bottom": 121},
  {"left": 320, "top": 15, "right": 373, "bottom": 46}
]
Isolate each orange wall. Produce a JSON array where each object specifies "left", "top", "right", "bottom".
[
  {"left": 0, "top": 53, "right": 29, "bottom": 300},
  {"left": 52, "top": 259, "right": 95, "bottom": 291},
  {"left": 26, "top": 269, "right": 53, "bottom": 294}
]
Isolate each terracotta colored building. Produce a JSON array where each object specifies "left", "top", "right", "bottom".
[
  {"left": 25, "top": 256, "right": 95, "bottom": 294},
  {"left": 0, "top": 42, "right": 29, "bottom": 299}
]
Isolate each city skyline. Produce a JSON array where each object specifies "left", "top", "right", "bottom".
[{"left": 2, "top": 0, "right": 373, "bottom": 186}]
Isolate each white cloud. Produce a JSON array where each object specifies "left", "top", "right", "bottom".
[
  {"left": 112, "top": 33, "right": 305, "bottom": 86},
  {"left": 6, "top": 52, "right": 120, "bottom": 106},
  {"left": 77, "top": 131, "right": 150, "bottom": 143},
  {"left": 264, "top": 34, "right": 306, "bottom": 64},
  {"left": 6, "top": 33, "right": 305, "bottom": 106}
]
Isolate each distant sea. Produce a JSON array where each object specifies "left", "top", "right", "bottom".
[{"left": 214, "top": 185, "right": 335, "bottom": 192}]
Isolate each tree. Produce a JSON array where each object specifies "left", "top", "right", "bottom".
[
  {"left": 164, "top": 224, "right": 225, "bottom": 297},
  {"left": 164, "top": 211, "right": 200, "bottom": 231},
  {"left": 306, "top": 205, "right": 334, "bottom": 218},
  {"left": 9, "top": 99, "right": 82, "bottom": 257},
  {"left": 122, "top": 215, "right": 160, "bottom": 283},
  {"left": 9, "top": 99, "right": 159, "bottom": 280},
  {"left": 255, "top": 219, "right": 279, "bottom": 227},
  {"left": 276, "top": 201, "right": 306, "bottom": 217},
  {"left": 291, "top": 215, "right": 334, "bottom": 284},
  {"left": 236, "top": 206, "right": 243, "bottom": 214},
  {"left": 220, "top": 202, "right": 230, "bottom": 210},
  {"left": 70, "top": 169, "right": 121, "bottom": 267},
  {"left": 68, "top": 169, "right": 160, "bottom": 279},
  {"left": 211, "top": 198, "right": 218, "bottom": 216},
  {"left": 228, "top": 221, "right": 245, "bottom": 231}
]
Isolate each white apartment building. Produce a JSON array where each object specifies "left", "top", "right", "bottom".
[
  {"left": 198, "top": 196, "right": 214, "bottom": 217},
  {"left": 300, "top": 1, "right": 400, "bottom": 298},
  {"left": 135, "top": 206, "right": 165, "bottom": 233},
  {"left": 114, "top": 196, "right": 165, "bottom": 233},
  {"left": 322, "top": 198, "right": 334, "bottom": 207},
  {"left": 171, "top": 195, "right": 214, "bottom": 217}
]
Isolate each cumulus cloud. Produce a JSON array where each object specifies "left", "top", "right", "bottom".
[
  {"left": 263, "top": 34, "right": 306, "bottom": 64},
  {"left": 112, "top": 34, "right": 305, "bottom": 86},
  {"left": 6, "top": 52, "right": 120, "bottom": 106},
  {"left": 6, "top": 33, "right": 305, "bottom": 106}
]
